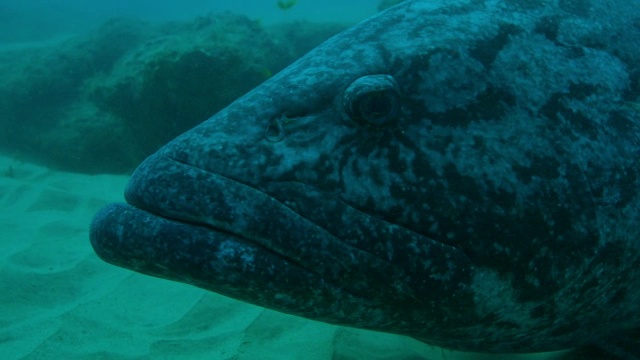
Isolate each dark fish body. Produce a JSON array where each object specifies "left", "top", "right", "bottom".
[{"left": 90, "top": 0, "right": 640, "bottom": 357}]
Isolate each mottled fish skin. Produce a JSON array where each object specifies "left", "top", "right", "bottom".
[{"left": 90, "top": 0, "right": 640, "bottom": 355}]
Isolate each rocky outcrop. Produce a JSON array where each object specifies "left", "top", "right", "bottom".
[{"left": 0, "top": 14, "right": 346, "bottom": 173}]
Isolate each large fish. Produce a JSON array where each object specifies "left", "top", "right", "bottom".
[{"left": 90, "top": 0, "right": 640, "bottom": 358}]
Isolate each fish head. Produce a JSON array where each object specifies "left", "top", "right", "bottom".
[{"left": 91, "top": 0, "right": 640, "bottom": 353}]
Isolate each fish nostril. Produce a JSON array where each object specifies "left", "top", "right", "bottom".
[{"left": 265, "top": 116, "right": 285, "bottom": 142}]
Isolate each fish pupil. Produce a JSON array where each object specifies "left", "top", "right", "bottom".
[{"left": 355, "top": 90, "right": 400, "bottom": 126}]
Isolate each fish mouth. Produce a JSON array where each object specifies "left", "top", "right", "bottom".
[
  {"left": 90, "top": 153, "right": 472, "bottom": 329},
  {"left": 89, "top": 153, "right": 407, "bottom": 322}
]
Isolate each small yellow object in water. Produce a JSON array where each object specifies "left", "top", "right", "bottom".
[
  {"left": 277, "top": 0, "right": 297, "bottom": 10},
  {"left": 261, "top": 67, "right": 273, "bottom": 78}
]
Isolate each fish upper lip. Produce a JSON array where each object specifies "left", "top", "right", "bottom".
[{"left": 126, "top": 154, "right": 323, "bottom": 267}]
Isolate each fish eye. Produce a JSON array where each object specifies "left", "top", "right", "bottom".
[{"left": 343, "top": 74, "right": 401, "bottom": 127}]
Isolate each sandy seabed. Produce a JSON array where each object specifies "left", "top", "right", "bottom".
[{"left": 0, "top": 155, "right": 570, "bottom": 360}]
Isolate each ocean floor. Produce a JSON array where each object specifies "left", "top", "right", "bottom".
[{"left": 0, "top": 154, "right": 571, "bottom": 360}]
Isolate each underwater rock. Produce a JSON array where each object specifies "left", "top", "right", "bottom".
[
  {"left": 0, "top": 17, "right": 151, "bottom": 172},
  {"left": 0, "top": 13, "right": 347, "bottom": 173}
]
